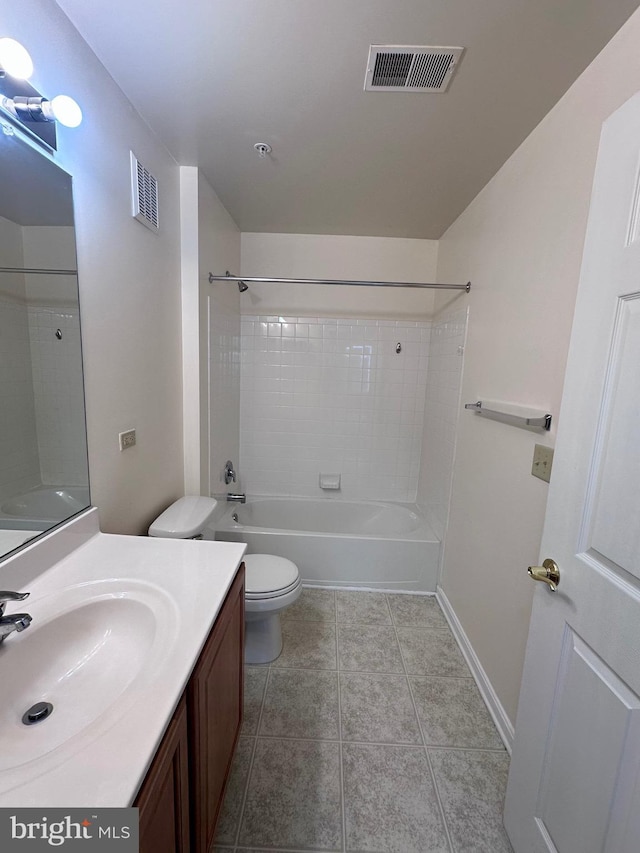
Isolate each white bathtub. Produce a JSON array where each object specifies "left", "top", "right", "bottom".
[
  {"left": 211, "top": 498, "right": 440, "bottom": 592},
  {"left": 0, "top": 486, "right": 90, "bottom": 528}
]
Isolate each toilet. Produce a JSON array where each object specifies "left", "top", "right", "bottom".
[{"left": 148, "top": 496, "right": 301, "bottom": 664}]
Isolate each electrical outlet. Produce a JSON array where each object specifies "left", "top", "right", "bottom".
[
  {"left": 532, "top": 444, "right": 553, "bottom": 483},
  {"left": 119, "top": 429, "right": 136, "bottom": 451}
]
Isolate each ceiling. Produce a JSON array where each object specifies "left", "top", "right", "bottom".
[{"left": 55, "top": 0, "right": 639, "bottom": 239}]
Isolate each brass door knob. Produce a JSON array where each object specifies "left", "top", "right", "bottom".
[{"left": 528, "top": 558, "right": 560, "bottom": 591}]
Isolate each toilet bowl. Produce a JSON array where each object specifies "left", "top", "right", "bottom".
[{"left": 148, "top": 496, "right": 301, "bottom": 664}]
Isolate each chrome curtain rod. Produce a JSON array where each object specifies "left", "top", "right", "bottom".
[
  {"left": 0, "top": 266, "right": 78, "bottom": 276},
  {"left": 208, "top": 273, "right": 470, "bottom": 292}
]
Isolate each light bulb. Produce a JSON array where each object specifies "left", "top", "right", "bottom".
[
  {"left": 0, "top": 38, "right": 33, "bottom": 80},
  {"left": 49, "top": 94, "right": 82, "bottom": 128}
]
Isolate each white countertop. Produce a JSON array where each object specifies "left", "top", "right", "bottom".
[{"left": 0, "top": 525, "right": 246, "bottom": 807}]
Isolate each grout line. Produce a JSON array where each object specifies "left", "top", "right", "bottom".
[
  {"left": 232, "top": 666, "right": 272, "bottom": 848},
  {"left": 242, "top": 731, "right": 504, "bottom": 752},
  {"left": 397, "top": 619, "right": 455, "bottom": 853},
  {"left": 336, "top": 621, "right": 347, "bottom": 853}
]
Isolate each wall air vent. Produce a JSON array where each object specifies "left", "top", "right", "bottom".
[
  {"left": 130, "top": 152, "right": 159, "bottom": 232},
  {"left": 364, "top": 45, "right": 464, "bottom": 93}
]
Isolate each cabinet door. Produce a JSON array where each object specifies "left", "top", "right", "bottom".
[
  {"left": 135, "top": 696, "right": 190, "bottom": 853},
  {"left": 189, "top": 565, "right": 245, "bottom": 853}
]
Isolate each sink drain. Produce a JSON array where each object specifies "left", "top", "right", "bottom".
[{"left": 22, "top": 701, "right": 53, "bottom": 726}]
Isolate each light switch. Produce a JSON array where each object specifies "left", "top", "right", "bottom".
[
  {"left": 532, "top": 444, "right": 553, "bottom": 483},
  {"left": 119, "top": 429, "right": 136, "bottom": 451}
]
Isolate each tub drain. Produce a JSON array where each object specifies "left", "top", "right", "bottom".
[{"left": 22, "top": 701, "right": 53, "bottom": 725}]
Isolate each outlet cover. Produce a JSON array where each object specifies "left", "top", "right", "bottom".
[
  {"left": 532, "top": 444, "right": 553, "bottom": 483},
  {"left": 119, "top": 429, "right": 136, "bottom": 451}
]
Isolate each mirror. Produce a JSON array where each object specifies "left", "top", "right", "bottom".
[{"left": 0, "top": 122, "right": 90, "bottom": 560}]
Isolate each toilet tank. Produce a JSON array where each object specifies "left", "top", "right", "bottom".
[{"left": 148, "top": 496, "right": 218, "bottom": 539}]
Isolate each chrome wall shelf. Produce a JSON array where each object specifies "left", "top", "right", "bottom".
[{"left": 465, "top": 400, "right": 552, "bottom": 431}]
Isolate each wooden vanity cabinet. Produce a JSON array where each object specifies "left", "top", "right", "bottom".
[
  {"left": 135, "top": 564, "right": 245, "bottom": 853},
  {"left": 188, "top": 565, "right": 245, "bottom": 853},
  {"left": 135, "top": 696, "right": 190, "bottom": 853}
]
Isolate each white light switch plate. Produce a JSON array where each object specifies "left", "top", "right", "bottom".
[
  {"left": 119, "top": 429, "right": 136, "bottom": 451},
  {"left": 532, "top": 443, "right": 553, "bottom": 482}
]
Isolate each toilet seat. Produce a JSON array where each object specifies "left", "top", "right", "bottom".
[{"left": 244, "top": 554, "right": 301, "bottom": 600}]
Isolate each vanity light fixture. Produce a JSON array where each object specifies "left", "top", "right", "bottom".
[
  {"left": 0, "top": 35, "right": 82, "bottom": 149},
  {"left": 0, "top": 38, "right": 33, "bottom": 80},
  {"left": 0, "top": 93, "right": 82, "bottom": 128}
]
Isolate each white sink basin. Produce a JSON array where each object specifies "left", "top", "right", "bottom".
[
  {"left": 0, "top": 516, "right": 246, "bottom": 807},
  {"left": 0, "top": 579, "right": 178, "bottom": 786}
]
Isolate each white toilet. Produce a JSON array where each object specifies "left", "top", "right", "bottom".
[{"left": 148, "top": 496, "right": 301, "bottom": 664}]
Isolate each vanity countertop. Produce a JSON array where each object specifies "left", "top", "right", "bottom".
[{"left": 0, "top": 523, "right": 246, "bottom": 807}]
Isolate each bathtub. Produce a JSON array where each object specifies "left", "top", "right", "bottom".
[
  {"left": 211, "top": 498, "right": 440, "bottom": 591},
  {"left": 0, "top": 486, "right": 90, "bottom": 528}
]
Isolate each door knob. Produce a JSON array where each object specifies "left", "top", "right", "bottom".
[{"left": 528, "top": 558, "right": 560, "bottom": 591}]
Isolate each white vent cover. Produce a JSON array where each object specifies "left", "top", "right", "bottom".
[
  {"left": 130, "top": 152, "right": 159, "bottom": 232},
  {"left": 364, "top": 45, "right": 464, "bottom": 92}
]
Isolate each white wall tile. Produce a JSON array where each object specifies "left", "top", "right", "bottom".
[{"left": 239, "top": 315, "right": 432, "bottom": 501}]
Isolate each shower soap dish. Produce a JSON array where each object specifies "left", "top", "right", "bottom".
[{"left": 319, "top": 473, "right": 341, "bottom": 490}]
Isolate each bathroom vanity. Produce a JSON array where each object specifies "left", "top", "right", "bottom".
[
  {"left": 136, "top": 562, "right": 245, "bottom": 853},
  {"left": 0, "top": 509, "right": 247, "bottom": 853}
]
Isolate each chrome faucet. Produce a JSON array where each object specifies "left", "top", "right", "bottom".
[
  {"left": 0, "top": 592, "right": 31, "bottom": 644},
  {"left": 224, "top": 460, "right": 237, "bottom": 485},
  {"left": 226, "top": 493, "right": 246, "bottom": 504}
]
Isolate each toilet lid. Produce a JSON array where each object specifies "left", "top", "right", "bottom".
[{"left": 244, "top": 554, "right": 300, "bottom": 598}]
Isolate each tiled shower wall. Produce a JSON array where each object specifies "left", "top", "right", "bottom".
[
  {"left": 27, "top": 301, "right": 87, "bottom": 486},
  {"left": 418, "top": 306, "right": 468, "bottom": 538},
  {"left": 0, "top": 290, "right": 40, "bottom": 503},
  {"left": 239, "top": 316, "right": 431, "bottom": 502},
  {"left": 208, "top": 286, "right": 241, "bottom": 495}
]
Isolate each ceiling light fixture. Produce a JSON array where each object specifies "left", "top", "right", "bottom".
[{"left": 0, "top": 37, "right": 33, "bottom": 80}]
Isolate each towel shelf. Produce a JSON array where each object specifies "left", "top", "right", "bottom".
[{"left": 464, "top": 400, "right": 552, "bottom": 431}]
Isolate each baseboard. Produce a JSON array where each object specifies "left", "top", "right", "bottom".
[
  {"left": 302, "top": 583, "right": 436, "bottom": 596},
  {"left": 436, "top": 585, "right": 514, "bottom": 754}
]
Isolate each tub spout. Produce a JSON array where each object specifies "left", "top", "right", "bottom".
[{"left": 227, "top": 493, "right": 246, "bottom": 504}]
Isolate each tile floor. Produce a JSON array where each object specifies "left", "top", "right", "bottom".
[{"left": 214, "top": 589, "right": 513, "bottom": 853}]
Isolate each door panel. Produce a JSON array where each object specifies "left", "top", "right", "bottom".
[
  {"left": 588, "top": 294, "right": 640, "bottom": 576},
  {"left": 504, "top": 91, "right": 640, "bottom": 852},
  {"left": 536, "top": 628, "right": 640, "bottom": 853}
]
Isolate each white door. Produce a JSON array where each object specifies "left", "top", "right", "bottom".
[{"left": 504, "top": 91, "right": 640, "bottom": 852}]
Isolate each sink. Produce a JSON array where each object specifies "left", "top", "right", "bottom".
[{"left": 0, "top": 579, "right": 178, "bottom": 785}]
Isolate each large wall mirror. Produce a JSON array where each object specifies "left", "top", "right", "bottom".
[{"left": 0, "top": 122, "right": 90, "bottom": 561}]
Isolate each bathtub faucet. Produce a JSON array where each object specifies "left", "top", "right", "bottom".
[
  {"left": 226, "top": 493, "right": 246, "bottom": 504},
  {"left": 0, "top": 591, "right": 31, "bottom": 644}
]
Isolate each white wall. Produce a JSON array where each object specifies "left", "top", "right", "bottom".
[
  {"left": 436, "top": 7, "right": 640, "bottom": 728},
  {"left": 4, "top": 0, "right": 184, "bottom": 533},
  {"left": 181, "top": 168, "right": 241, "bottom": 497},
  {"left": 241, "top": 233, "right": 439, "bottom": 319}
]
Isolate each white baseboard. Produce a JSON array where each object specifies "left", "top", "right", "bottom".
[{"left": 436, "top": 585, "right": 514, "bottom": 754}]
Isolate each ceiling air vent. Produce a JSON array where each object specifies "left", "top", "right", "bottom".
[
  {"left": 364, "top": 45, "right": 464, "bottom": 93},
  {"left": 130, "top": 152, "right": 159, "bottom": 232}
]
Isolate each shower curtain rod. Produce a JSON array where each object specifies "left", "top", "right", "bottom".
[{"left": 208, "top": 273, "right": 470, "bottom": 292}]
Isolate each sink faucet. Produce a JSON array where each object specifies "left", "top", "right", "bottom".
[
  {"left": 0, "top": 592, "right": 31, "bottom": 644},
  {"left": 226, "top": 493, "right": 246, "bottom": 504}
]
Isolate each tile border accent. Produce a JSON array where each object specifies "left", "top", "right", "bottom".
[{"left": 436, "top": 585, "right": 514, "bottom": 753}]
